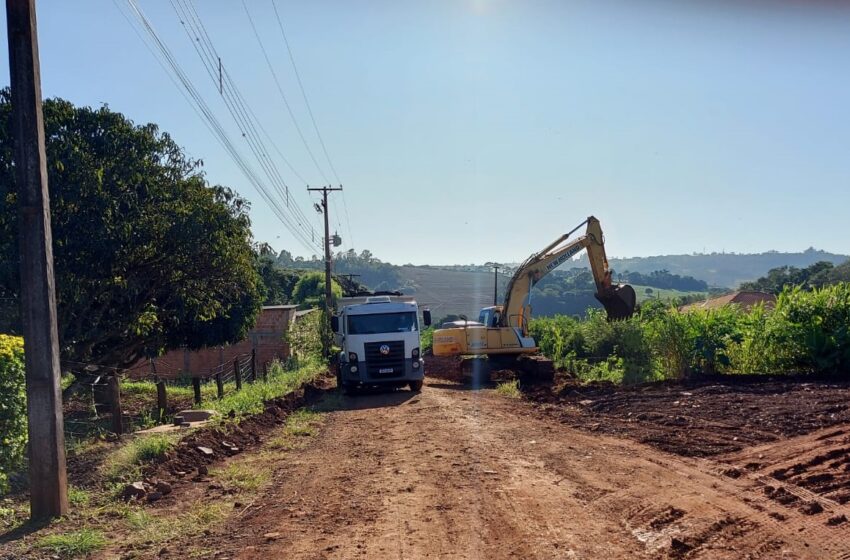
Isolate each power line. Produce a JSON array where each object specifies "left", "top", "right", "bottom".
[
  {"left": 169, "top": 0, "right": 322, "bottom": 251},
  {"left": 122, "top": 0, "right": 320, "bottom": 254},
  {"left": 242, "top": 0, "right": 330, "bottom": 185},
  {"left": 270, "top": 1, "right": 356, "bottom": 251},
  {"left": 177, "top": 0, "right": 323, "bottom": 244}
]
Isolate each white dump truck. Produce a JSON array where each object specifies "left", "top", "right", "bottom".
[{"left": 332, "top": 296, "right": 431, "bottom": 394}]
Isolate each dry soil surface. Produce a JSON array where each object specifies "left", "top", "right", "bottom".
[{"left": 200, "top": 378, "right": 850, "bottom": 559}]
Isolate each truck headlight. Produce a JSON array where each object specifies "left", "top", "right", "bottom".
[
  {"left": 348, "top": 352, "right": 358, "bottom": 363},
  {"left": 412, "top": 348, "right": 420, "bottom": 359}
]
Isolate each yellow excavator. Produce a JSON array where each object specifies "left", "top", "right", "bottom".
[{"left": 432, "top": 216, "right": 636, "bottom": 381}]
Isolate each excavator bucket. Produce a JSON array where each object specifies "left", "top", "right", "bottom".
[{"left": 595, "top": 284, "right": 637, "bottom": 321}]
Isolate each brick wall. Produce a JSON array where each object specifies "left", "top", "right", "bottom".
[{"left": 126, "top": 305, "right": 297, "bottom": 380}]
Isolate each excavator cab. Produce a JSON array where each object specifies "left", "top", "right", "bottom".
[{"left": 596, "top": 284, "right": 637, "bottom": 321}]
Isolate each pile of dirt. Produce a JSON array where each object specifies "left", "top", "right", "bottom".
[
  {"left": 425, "top": 354, "right": 465, "bottom": 383},
  {"left": 524, "top": 376, "right": 850, "bottom": 457}
]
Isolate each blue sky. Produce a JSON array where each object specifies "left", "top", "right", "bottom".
[{"left": 3, "top": 1, "right": 850, "bottom": 265}]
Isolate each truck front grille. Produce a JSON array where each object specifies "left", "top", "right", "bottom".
[{"left": 364, "top": 341, "right": 405, "bottom": 378}]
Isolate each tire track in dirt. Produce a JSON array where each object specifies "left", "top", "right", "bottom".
[{"left": 201, "top": 381, "right": 846, "bottom": 559}]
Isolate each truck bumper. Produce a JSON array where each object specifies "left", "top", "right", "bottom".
[{"left": 340, "top": 358, "right": 424, "bottom": 385}]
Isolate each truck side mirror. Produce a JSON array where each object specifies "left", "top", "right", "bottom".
[
  {"left": 423, "top": 309, "right": 432, "bottom": 327},
  {"left": 331, "top": 315, "right": 339, "bottom": 333}
]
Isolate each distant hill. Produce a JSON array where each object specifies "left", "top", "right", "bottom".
[
  {"left": 279, "top": 247, "right": 849, "bottom": 318},
  {"left": 559, "top": 248, "right": 849, "bottom": 288},
  {"left": 396, "top": 266, "right": 498, "bottom": 320}
]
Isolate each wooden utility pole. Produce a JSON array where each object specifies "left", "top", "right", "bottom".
[
  {"left": 6, "top": 0, "right": 69, "bottom": 520},
  {"left": 307, "top": 185, "right": 342, "bottom": 357}
]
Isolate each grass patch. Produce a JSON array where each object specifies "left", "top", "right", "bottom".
[
  {"left": 201, "top": 359, "right": 325, "bottom": 418},
  {"left": 268, "top": 408, "right": 324, "bottom": 450},
  {"left": 121, "top": 380, "right": 193, "bottom": 399},
  {"left": 35, "top": 529, "right": 107, "bottom": 558},
  {"left": 123, "top": 508, "right": 154, "bottom": 530},
  {"left": 211, "top": 463, "right": 268, "bottom": 493},
  {"left": 495, "top": 380, "right": 522, "bottom": 399},
  {"left": 102, "top": 433, "right": 178, "bottom": 482},
  {"left": 130, "top": 501, "right": 226, "bottom": 546},
  {"left": 67, "top": 486, "right": 91, "bottom": 508}
]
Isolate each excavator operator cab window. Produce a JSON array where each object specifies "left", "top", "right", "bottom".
[
  {"left": 478, "top": 308, "right": 491, "bottom": 326},
  {"left": 478, "top": 308, "right": 500, "bottom": 328}
]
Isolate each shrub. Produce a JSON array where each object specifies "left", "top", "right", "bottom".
[
  {"left": 531, "top": 285, "right": 850, "bottom": 382},
  {"left": 285, "top": 310, "right": 324, "bottom": 362},
  {"left": 0, "top": 335, "right": 26, "bottom": 493},
  {"left": 768, "top": 285, "right": 850, "bottom": 375}
]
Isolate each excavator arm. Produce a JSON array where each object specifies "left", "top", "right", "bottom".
[{"left": 501, "top": 216, "right": 636, "bottom": 332}]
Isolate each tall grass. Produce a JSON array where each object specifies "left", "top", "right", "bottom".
[
  {"left": 201, "top": 358, "right": 325, "bottom": 417},
  {"left": 530, "top": 284, "right": 850, "bottom": 384}
]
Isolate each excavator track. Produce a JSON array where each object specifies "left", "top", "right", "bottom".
[
  {"left": 460, "top": 356, "right": 491, "bottom": 386},
  {"left": 459, "top": 354, "right": 554, "bottom": 386},
  {"left": 515, "top": 354, "right": 555, "bottom": 384}
]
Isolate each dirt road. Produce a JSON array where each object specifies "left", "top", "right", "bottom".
[{"left": 207, "top": 380, "right": 850, "bottom": 559}]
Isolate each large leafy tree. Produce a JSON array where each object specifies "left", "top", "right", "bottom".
[
  {"left": 0, "top": 90, "right": 262, "bottom": 368},
  {"left": 292, "top": 271, "right": 342, "bottom": 307}
]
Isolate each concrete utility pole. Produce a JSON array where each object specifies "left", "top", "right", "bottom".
[
  {"left": 486, "top": 262, "right": 501, "bottom": 306},
  {"left": 308, "top": 185, "right": 342, "bottom": 357},
  {"left": 5, "top": 0, "right": 69, "bottom": 519}
]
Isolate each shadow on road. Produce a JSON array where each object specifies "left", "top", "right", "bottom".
[
  {"left": 313, "top": 386, "right": 420, "bottom": 412},
  {"left": 427, "top": 382, "right": 491, "bottom": 392}
]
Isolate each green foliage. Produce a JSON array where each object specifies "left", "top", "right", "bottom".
[
  {"left": 495, "top": 380, "right": 522, "bottom": 398},
  {"left": 292, "top": 272, "right": 342, "bottom": 307},
  {"left": 256, "top": 256, "right": 301, "bottom": 305},
  {"left": 765, "top": 285, "right": 850, "bottom": 374},
  {"left": 740, "top": 259, "right": 850, "bottom": 294},
  {"left": 530, "top": 311, "right": 652, "bottom": 383},
  {"left": 420, "top": 326, "right": 434, "bottom": 353},
  {"left": 35, "top": 529, "right": 107, "bottom": 557},
  {"left": 202, "top": 359, "right": 324, "bottom": 418},
  {"left": 278, "top": 248, "right": 401, "bottom": 292},
  {"left": 284, "top": 310, "right": 325, "bottom": 362},
  {"left": 531, "top": 283, "right": 850, "bottom": 383},
  {"left": 0, "top": 90, "right": 262, "bottom": 368},
  {"left": 103, "top": 433, "right": 178, "bottom": 482},
  {"left": 0, "top": 335, "right": 26, "bottom": 494}
]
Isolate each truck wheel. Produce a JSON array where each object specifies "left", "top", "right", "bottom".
[{"left": 409, "top": 380, "right": 423, "bottom": 392}]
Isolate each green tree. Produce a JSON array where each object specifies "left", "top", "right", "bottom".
[
  {"left": 256, "top": 255, "right": 301, "bottom": 305},
  {"left": 0, "top": 335, "right": 26, "bottom": 493},
  {"left": 0, "top": 90, "right": 262, "bottom": 369},
  {"left": 292, "top": 271, "right": 342, "bottom": 307}
]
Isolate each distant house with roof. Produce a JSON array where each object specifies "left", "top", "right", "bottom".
[{"left": 680, "top": 291, "right": 776, "bottom": 313}]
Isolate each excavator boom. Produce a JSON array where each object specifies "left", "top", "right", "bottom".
[
  {"left": 501, "top": 216, "right": 636, "bottom": 331},
  {"left": 431, "top": 215, "right": 636, "bottom": 384}
]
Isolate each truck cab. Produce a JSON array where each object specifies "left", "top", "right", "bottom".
[{"left": 333, "top": 296, "right": 431, "bottom": 394}]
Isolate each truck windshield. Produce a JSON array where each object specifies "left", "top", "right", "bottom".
[{"left": 347, "top": 312, "right": 418, "bottom": 334}]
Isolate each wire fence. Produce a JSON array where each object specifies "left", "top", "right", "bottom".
[{"left": 62, "top": 350, "right": 269, "bottom": 438}]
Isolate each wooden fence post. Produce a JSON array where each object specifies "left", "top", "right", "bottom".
[
  {"left": 234, "top": 357, "right": 242, "bottom": 391},
  {"left": 250, "top": 349, "right": 256, "bottom": 382},
  {"left": 215, "top": 372, "right": 224, "bottom": 399},
  {"left": 262, "top": 362, "right": 268, "bottom": 382},
  {"left": 156, "top": 380, "right": 167, "bottom": 423},
  {"left": 107, "top": 375, "right": 123, "bottom": 435},
  {"left": 192, "top": 377, "right": 201, "bottom": 405}
]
